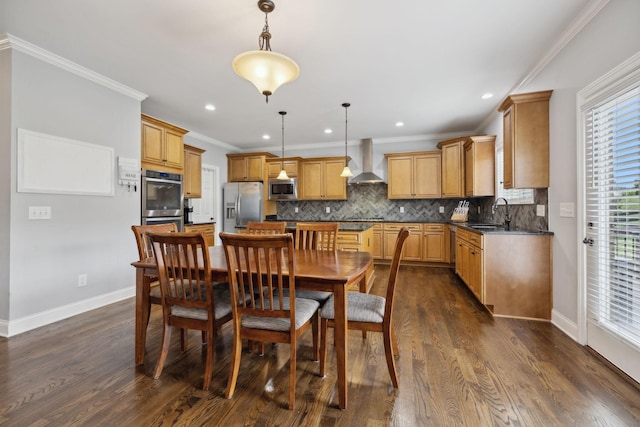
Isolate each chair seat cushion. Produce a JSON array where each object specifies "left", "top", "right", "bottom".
[
  {"left": 171, "top": 284, "right": 234, "bottom": 321},
  {"left": 242, "top": 297, "right": 320, "bottom": 332},
  {"left": 321, "top": 292, "right": 386, "bottom": 324},
  {"left": 149, "top": 283, "right": 162, "bottom": 299},
  {"left": 282, "top": 289, "right": 332, "bottom": 304}
]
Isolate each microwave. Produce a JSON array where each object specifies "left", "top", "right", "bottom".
[{"left": 268, "top": 178, "right": 298, "bottom": 200}]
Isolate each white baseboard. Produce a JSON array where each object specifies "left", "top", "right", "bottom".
[
  {"left": 0, "top": 287, "right": 135, "bottom": 338},
  {"left": 551, "top": 308, "right": 578, "bottom": 341}
]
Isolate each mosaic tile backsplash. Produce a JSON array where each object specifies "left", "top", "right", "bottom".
[{"left": 276, "top": 183, "right": 548, "bottom": 231}]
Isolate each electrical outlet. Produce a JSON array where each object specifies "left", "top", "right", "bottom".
[
  {"left": 536, "top": 205, "right": 545, "bottom": 217},
  {"left": 294, "top": 207, "right": 299, "bottom": 213},
  {"left": 399, "top": 207, "right": 405, "bottom": 213},
  {"left": 29, "top": 206, "right": 52, "bottom": 220},
  {"left": 78, "top": 274, "right": 88, "bottom": 287},
  {"left": 325, "top": 206, "right": 330, "bottom": 214},
  {"left": 439, "top": 206, "right": 445, "bottom": 213}
]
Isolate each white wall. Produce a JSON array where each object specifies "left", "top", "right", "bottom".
[
  {"left": 479, "top": 0, "right": 640, "bottom": 336},
  {"left": 2, "top": 48, "right": 142, "bottom": 335},
  {"left": 0, "top": 49, "right": 12, "bottom": 321}
]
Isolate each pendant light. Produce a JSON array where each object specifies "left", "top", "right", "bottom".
[
  {"left": 340, "top": 102, "right": 353, "bottom": 178},
  {"left": 277, "top": 111, "right": 290, "bottom": 180},
  {"left": 232, "top": 0, "right": 300, "bottom": 103}
]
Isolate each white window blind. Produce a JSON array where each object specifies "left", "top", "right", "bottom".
[
  {"left": 585, "top": 83, "right": 640, "bottom": 348},
  {"left": 495, "top": 139, "right": 534, "bottom": 204}
]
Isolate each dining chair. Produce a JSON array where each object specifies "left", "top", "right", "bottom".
[
  {"left": 319, "top": 226, "right": 410, "bottom": 387},
  {"left": 293, "top": 222, "right": 339, "bottom": 358},
  {"left": 219, "top": 232, "right": 320, "bottom": 410},
  {"left": 245, "top": 221, "right": 287, "bottom": 234},
  {"left": 131, "top": 223, "right": 178, "bottom": 308},
  {"left": 148, "top": 231, "right": 234, "bottom": 390}
]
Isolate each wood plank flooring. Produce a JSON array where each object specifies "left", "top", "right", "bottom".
[{"left": 1, "top": 266, "right": 639, "bottom": 426}]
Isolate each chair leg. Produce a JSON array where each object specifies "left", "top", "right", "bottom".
[
  {"left": 225, "top": 331, "right": 243, "bottom": 399},
  {"left": 202, "top": 328, "right": 215, "bottom": 390},
  {"left": 312, "top": 311, "right": 319, "bottom": 361},
  {"left": 289, "top": 339, "right": 296, "bottom": 410},
  {"left": 391, "top": 327, "right": 399, "bottom": 356},
  {"left": 202, "top": 330, "right": 207, "bottom": 344},
  {"left": 383, "top": 327, "right": 399, "bottom": 388},
  {"left": 319, "top": 318, "right": 328, "bottom": 377},
  {"left": 154, "top": 324, "right": 173, "bottom": 379},
  {"left": 180, "top": 328, "right": 188, "bottom": 351}
]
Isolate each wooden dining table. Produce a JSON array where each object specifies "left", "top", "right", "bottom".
[{"left": 131, "top": 245, "right": 373, "bottom": 409}]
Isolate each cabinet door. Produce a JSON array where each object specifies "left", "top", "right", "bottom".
[
  {"left": 141, "top": 121, "right": 164, "bottom": 166},
  {"left": 403, "top": 232, "right": 423, "bottom": 261},
  {"left": 246, "top": 156, "right": 264, "bottom": 181},
  {"left": 502, "top": 106, "right": 514, "bottom": 188},
  {"left": 323, "top": 159, "right": 347, "bottom": 199},
  {"left": 468, "top": 246, "right": 483, "bottom": 302},
  {"left": 164, "top": 129, "right": 185, "bottom": 169},
  {"left": 387, "top": 156, "right": 413, "bottom": 199},
  {"left": 414, "top": 153, "right": 441, "bottom": 198},
  {"left": 441, "top": 142, "right": 464, "bottom": 197},
  {"left": 424, "top": 232, "right": 445, "bottom": 262},
  {"left": 371, "top": 226, "right": 382, "bottom": 259},
  {"left": 229, "top": 157, "right": 248, "bottom": 181},
  {"left": 300, "top": 161, "right": 323, "bottom": 199},
  {"left": 464, "top": 144, "right": 474, "bottom": 197},
  {"left": 184, "top": 148, "right": 202, "bottom": 198}
]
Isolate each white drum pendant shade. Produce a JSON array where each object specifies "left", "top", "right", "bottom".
[{"left": 232, "top": 50, "right": 300, "bottom": 97}]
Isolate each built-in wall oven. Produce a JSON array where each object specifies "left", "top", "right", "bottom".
[{"left": 141, "top": 169, "right": 183, "bottom": 230}]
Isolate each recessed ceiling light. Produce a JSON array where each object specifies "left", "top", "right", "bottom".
[
  {"left": 262, "top": 134, "right": 270, "bottom": 140},
  {"left": 205, "top": 104, "right": 215, "bottom": 111},
  {"left": 481, "top": 93, "right": 494, "bottom": 100},
  {"left": 395, "top": 122, "right": 404, "bottom": 127},
  {"left": 324, "top": 128, "right": 333, "bottom": 134}
]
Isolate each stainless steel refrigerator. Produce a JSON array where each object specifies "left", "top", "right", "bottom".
[{"left": 223, "top": 182, "right": 263, "bottom": 233}]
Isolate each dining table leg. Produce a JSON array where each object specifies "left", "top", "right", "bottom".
[
  {"left": 135, "top": 267, "right": 150, "bottom": 366},
  {"left": 334, "top": 283, "right": 348, "bottom": 409}
]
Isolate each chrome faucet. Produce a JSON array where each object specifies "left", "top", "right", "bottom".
[{"left": 492, "top": 197, "right": 511, "bottom": 229}]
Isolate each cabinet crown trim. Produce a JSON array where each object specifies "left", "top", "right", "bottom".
[{"left": 498, "top": 90, "right": 553, "bottom": 112}]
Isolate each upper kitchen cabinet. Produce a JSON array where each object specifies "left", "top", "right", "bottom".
[
  {"left": 385, "top": 151, "right": 441, "bottom": 199},
  {"left": 299, "top": 157, "right": 348, "bottom": 200},
  {"left": 141, "top": 114, "right": 188, "bottom": 174},
  {"left": 266, "top": 157, "right": 302, "bottom": 178},
  {"left": 227, "top": 152, "right": 276, "bottom": 182},
  {"left": 183, "top": 144, "right": 204, "bottom": 198},
  {"left": 498, "top": 90, "right": 552, "bottom": 189},
  {"left": 464, "top": 135, "right": 496, "bottom": 197},
  {"left": 437, "top": 137, "right": 465, "bottom": 198}
]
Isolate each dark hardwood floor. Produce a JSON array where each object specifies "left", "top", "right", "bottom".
[{"left": 1, "top": 265, "right": 639, "bottom": 426}]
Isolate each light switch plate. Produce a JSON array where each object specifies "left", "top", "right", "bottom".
[
  {"left": 559, "top": 202, "right": 575, "bottom": 217},
  {"left": 536, "top": 205, "right": 545, "bottom": 217}
]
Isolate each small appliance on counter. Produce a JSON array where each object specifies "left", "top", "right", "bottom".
[
  {"left": 183, "top": 199, "right": 194, "bottom": 225},
  {"left": 451, "top": 200, "right": 469, "bottom": 222}
]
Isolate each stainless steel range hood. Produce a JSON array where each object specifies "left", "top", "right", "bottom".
[{"left": 349, "top": 139, "right": 385, "bottom": 184}]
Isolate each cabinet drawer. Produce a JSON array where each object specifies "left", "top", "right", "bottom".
[
  {"left": 468, "top": 232, "right": 483, "bottom": 248},
  {"left": 384, "top": 223, "right": 422, "bottom": 232},
  {"left": 337, "top": 232, "right": 362, "bottom": 244},
  {"left": 424, "top": 224, "right": 444, "bottom": 232}
]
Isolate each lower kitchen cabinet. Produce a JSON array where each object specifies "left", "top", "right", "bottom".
[
  {"left": 383, "top": 223, "right": 422, "bottom": 261},
  {"left": 371, "top": 224, "right": 383, "bottom": 259},
  {"left": 455, "top": 227, "right": 552, "bottom": 320},
  {"left": 337, "top": 225, "right": 375, "bottom": 292},
  {"left": 423, "top": 224, "right": 446, "bottom": 262},
  {"left": 183, "top": 223, "right": 215, "bottom": 247}
]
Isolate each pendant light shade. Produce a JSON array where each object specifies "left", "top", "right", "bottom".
[
  {"left": 277, "top": 111, "right": 290, "bottom": 180},
  {"left": 340, "top": 102, "right": 353, "bottom": 178},
  {"left": 232, "top": 0, "right": 299, "bottom": 103}
]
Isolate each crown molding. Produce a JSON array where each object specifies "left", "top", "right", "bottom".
[
  {"left": 186, "top": 131, "right": 239, "bottom": 151},
  {"left": 0, "top": 33, "right": 147, "bottom": 101}
]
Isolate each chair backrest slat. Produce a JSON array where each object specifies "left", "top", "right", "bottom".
[
  {"left": 384, "top": 227, "right": 410, "bottom": 319},
  {"left": 131, "top": 223, "right": 178, "bottom": 261},
  {"left": 246, "top": 221, "right": 287, "bottom": 235}
]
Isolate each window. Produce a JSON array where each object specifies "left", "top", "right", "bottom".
[{"left": 495, "top": 138, "right": 535, "bottom": 204}]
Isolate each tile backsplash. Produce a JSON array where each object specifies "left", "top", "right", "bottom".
[{"left": 276, "top": 183, "right": 548, "bottom": 231}]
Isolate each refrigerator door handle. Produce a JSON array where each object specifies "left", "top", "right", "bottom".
[{"left": 235, "top": 193, "right": 240, "bottom": 227}]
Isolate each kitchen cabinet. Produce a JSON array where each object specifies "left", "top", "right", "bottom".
[
  {"left": 371, "top": 224, "right": 383, "bottom": 260},
  {"left": 337, "top": 225, "right": 375, "bottom": 292},
  {"left": 266, "top": 157, "right": 301, "bottom": 178},
  {"left": 141, "top": 114, "right": 188, "bottom": 174},
  {"left": 183, "top": 144, "right": 204, "bottom": 198},
  {"left": 437, "top": 137, "right": 465, "bottom": 198},
  {"left": 299, "top": 157, "right": 347, "bottom": 200},
  {"left": 423, "top": 224, "right": 446, "bottom": 262},
  {"left": 227, "top": 152, "right": 276, "bottom": 182},
  {"left": 464, "top": 135, "right": 496, "bottom": 197},
  {"left": 385, "top": 151, "right": 441, "bottom": 199},
  {"left": 455, "top": 226, "right": 552, "bottom": 320},
  {"left": 183, "top": 223, "right": 215, "bottom": 247},
  {"left": 383, "top": 223, "right": 422, "bottom": 261},
  {"left": 498, "top": 90, "right": 552, "bottom": 189}
]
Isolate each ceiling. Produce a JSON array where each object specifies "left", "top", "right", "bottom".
[{"left": 1, "top": 0, "right": 595, "bottom": 151}]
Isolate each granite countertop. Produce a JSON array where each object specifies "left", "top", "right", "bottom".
[
  {"left": 452, "top": 222, "right": 553, "bottom": 235},
  {"left": 261, "top": 221, "right": 375, "bottom": 232}
]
